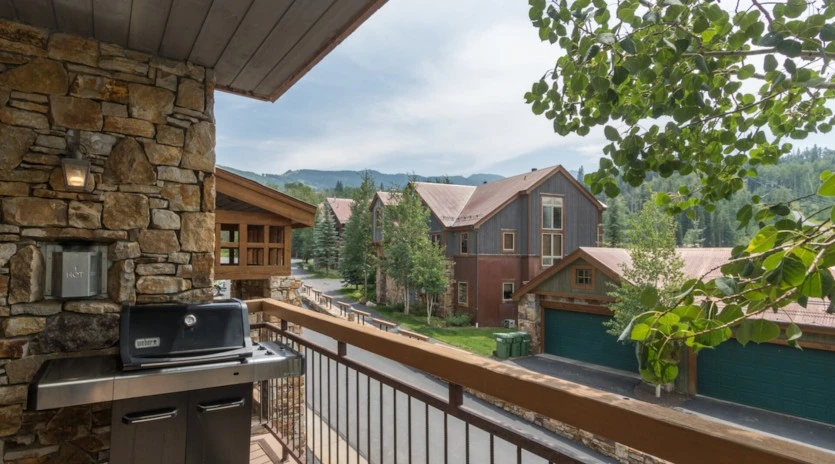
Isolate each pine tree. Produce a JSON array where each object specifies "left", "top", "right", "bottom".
[
  {"left": 682, "top": 218, "right": 705, "bottom": 248},
  {"left": 604, "top": 198, "right": 626, "bottom": 247},
  {"left": 340, "top": 171, "right": 376, "bottom": 298},
  {"left": 576, "top": 166, "right": 585, "bottom": 184},
  {"left": 321, "top": 212, "right": 339, "bottom": 270}
]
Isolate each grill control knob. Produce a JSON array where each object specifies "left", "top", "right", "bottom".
[{"left": 184, "top": 314, "right": 197, "bottom": 327}]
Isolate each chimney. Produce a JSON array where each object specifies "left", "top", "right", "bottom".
[{"left": 531, "top": 168, "right": 537, "bottom": 172}]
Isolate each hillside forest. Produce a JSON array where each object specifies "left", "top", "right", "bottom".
[
  {"left": 270, "top": 146, "right": 834, "bottom": 258},
  {"left": 599, "top": 146, "right": 835, "bottom": 248}
]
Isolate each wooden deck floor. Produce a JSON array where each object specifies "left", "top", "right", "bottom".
[{"left": 250, "top": 433, "right": 285, "bottom": 464}]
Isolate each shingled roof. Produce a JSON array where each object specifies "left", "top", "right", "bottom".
[
  {"left": 397, "top": 165, "right": 606, "bottom": 229},
  {"left": 325, "top": 197, "right": 356, "bottom": 226}
]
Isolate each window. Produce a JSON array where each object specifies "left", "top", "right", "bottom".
[
  {"left": 574, "top": 267, "right": 593, "bottom": 289},
  {"left": 502, "top": 282, "right": 514, "bottom": 301},
  {"left": 460, "top": 232, "right": 469, "bottom": 254},
  {"left": 457, "top": 282, "right": 468, "bottom": 305},
  {"left": 597, "top": 224, "right": 604, "bottom": 246},
  {"left": 431, "top": 233, "right": 442, "bottom": 248},
  {"left": 541, "top": 233, "right": 563, "bottom": 267},
  {"left": 542, "top": 196, "right": 563, "bottom": 230},
  {"left": 374, "top": 207, "right": 383, "bottom": 236},
  {"left": 502, "top": 231, "right": 516, "bottom": 252}
]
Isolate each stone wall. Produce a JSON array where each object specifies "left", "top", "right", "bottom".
[
  {"left": 0, "top": 19, "right": 215, "bottom": 463},
  {"left": 517, "top": 293, "right": 541, "bottom": 352}
]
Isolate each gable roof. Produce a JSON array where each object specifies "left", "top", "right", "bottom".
[
  {"left": 372, "top": 165, "right": 607, "bottom": 229},
  {"left": 216, "top": 168, "right": 316, "bottom": 228},
  {"left": 513, "top": 246, "right": 835, "bottom": 329},
  {"left": 370, "top": 191, "right": 398, "bottom": 210},
  {"left": 325, "top": 198, "right": 355, "bottom": 226},
  {"left": 412, "top": 182, "right": 476, "bottom": 227}
]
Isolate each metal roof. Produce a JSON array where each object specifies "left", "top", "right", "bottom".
[
  {"left": 452, "top": 167, "right": 559, "bottom": 227},
  {"left": 0, "top": 0, "right": 387, "bottom": 102},
  {"left": 412, "top": 182, "right": 475, "bottom": 228},
  {"left": 325, "top": 197, "right": 355, "bottom": 225}
]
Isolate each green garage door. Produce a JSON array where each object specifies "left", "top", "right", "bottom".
[
  {"left": 698, "top": 342, "right": 835, "bottom": 424},
  {"left": 544, "top": 309, "right": 638, "bottom": 372}
]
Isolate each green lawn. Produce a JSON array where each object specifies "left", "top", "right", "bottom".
[
  {"left": 337, "top": 286, "right": 374, "bottom": 301},
  {"left": 371, "top": 305, "right": 514, "bottom": 357}
]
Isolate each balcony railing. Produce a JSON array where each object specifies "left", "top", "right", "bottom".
[{"left": 247, "top": 298, "right": 831, "bottom": 464}]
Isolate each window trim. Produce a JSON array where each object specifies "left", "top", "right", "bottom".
[
  {"left": 501, "top": 230, "right": 516, "bottom": 253},
  {"left": 502, "top": 281, "right": 515, "bottom": 302},
  {"left": 431, "top": 232, "right": 442, "bottom": 248},
  {"left": 374, "top": 206, "right": 383, "bottom": 237},
  {"left": 460, "top": 232, "right": 469, "bottom": 255},
  {"left": 541, "top": 194, "right": 564, "bottom": 231},
  {"left": 457, "top": 281, "right": 468, "bottom": 306},
  {"left": 541, "top": 232, "right": 563, "bottom": 267},
  {"left": 572, "top": 265, "right": 595, "bottom": 289}
]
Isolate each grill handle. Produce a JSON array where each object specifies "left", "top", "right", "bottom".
[
  {"left": 197, "top": 398, "right": 245, "bottom": 413},
  {"left": 122, "top": 407, "right": 178, "bottom": 425}
]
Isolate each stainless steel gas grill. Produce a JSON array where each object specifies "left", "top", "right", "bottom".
[{"left": 29, "top": 299, "right": 303, "bottom": 464}]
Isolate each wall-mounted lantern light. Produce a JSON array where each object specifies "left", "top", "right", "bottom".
[{"left": 62, "top": 130, "right": 91, "bottom": 192}]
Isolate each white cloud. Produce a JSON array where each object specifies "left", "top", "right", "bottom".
[{"left": 216, "top": 0, "right": 606, "bottom": 176}]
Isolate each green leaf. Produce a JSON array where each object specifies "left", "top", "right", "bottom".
[
  {"left": 582, "top": 45, "right": 600, "bottom": 63},
  {"left": 715, "top": 277, "right": 737, "bottom": 296},
  {"left": 640, "top": 286, "right": 659, "bottom": 307},
  {"left": 672, "top": 305, "right": 703, "bottom": 322},
  {"left": 758, "top": 31, "right": 784, "bottom": 47},
  {"left": 764, "top": 54, "right": 777, "bottom": 72},
  {"left": 695, "top": 56, "right": 709, "bottom": 74},
  {"left": 799, "top": 271, "right": 824, "bottom": 298},
  {"left": 751, "top": 319, "right": 781, "bottom": 343},
  {"left": 597, "top": 32, "right": 616, "bottom": 45},
  {"left": 821, "top": 24, "right": 835, "bottom": 42},
  {"left": 716, "top": 304, "right": 744, "bottom": 324},
  {"left": 776, "top": 39, "right": 802, "bottom": 58},
  {"left": 762, "top": 251, "right": 785, "bottom": 271},
  {"left": 604, "top": 125, "right": 620, "bottom": 141},
  {"left": 746, "top": 225, "right": 779, "bottom": 253},
  {"left": 819, "top": 174, "right": 835, "bottom": 196},
  {"left": 781, "top": 257, "right": 807, "bottom": 287},
  {"left": 786, "top": 323, "right": 802, "bottom": 341},
  {"left": 630, "top": 323, "right": 651, "bottom": 341},
  {"left": 620, "top": 37, "right": 637, "bottom": 54}
]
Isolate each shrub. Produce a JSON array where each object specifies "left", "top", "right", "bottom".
[{"left": 445, "top": 313, "right": 472, "bottom": 327}]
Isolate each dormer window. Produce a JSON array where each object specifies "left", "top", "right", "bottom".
[{"left": 460, "top": 232, "right": 469, "bottom": 254}]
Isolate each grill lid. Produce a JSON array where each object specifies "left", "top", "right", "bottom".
[{"left": 120, "top": 299, "right": 252, "bottom": 370}]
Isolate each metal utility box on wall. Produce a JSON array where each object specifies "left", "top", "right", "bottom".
[{"left": 42, "top": 243, "right": 108, "bottom": 299}]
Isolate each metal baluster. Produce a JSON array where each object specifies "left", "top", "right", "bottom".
[
  {"left": 407, "top": 396, "right": 412, "bottom": 464},
  {"left": 424, "top": 403, "right": 429, "bottom": 464},
  {"left": 367, "top": 375, "right": 371, "bottom": 462},
  {"left": 517, "top": 445, "right": 522, "bottom": 464},
  {"left": 443, "top": 412, "right": 448, "bottom": 464},
  {"left": 465, "top": 423, "right": 470, "bottom": 464},
  {"left": 336, "top": 358, "right": 340, "bottom": 462},
  {"left": 379, "top": 381, "right": 383, "bottom": 464},
  {"left": 319, "top": 352, "right": 323, "bottom": 462},
  {"left": 490, "top": 434, "right": 495, "bottom": 464},
  {"left": 394, "top": 390, "right": 398, "bottom": 464},
  {"left": 328, "top": 357, "right": 332, "bottom": 463}
]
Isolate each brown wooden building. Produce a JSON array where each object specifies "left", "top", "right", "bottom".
[{"left": 215, "top": 169, "right": 315, "bottom": 286}]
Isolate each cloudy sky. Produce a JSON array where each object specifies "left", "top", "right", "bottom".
[{"left": 214, "top": 0, "right": 828, "bottom": 179}]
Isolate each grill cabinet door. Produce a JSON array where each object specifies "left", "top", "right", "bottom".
[
  {"left": 111, "top": 391, "right": 189, "bottom": 464},
  {"left": 185, "top": 383, "right": 252, "bottom": 464}
]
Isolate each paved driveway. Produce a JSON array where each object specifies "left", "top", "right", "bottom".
[{"left": 301, "top": 328, "right": 614, "bottom": 464}]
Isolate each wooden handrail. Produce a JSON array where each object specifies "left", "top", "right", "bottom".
[
  {"left": 245, "top": 298, "right": 832, "bottom": 464},
  {"left": 399, "top": 329, "right": 429, "bottom": 342}
]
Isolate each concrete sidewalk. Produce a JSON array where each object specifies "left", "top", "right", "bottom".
[{"left": 509, "top": 355, "right": 835, "bottom": 454}]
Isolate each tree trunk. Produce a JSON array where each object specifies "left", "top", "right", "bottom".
[
  {"left": 403, "top": 286, "right": 409, "bottom": 314},
  {"left": 427, "top": 295, "right": 433, "bottom": 324}
]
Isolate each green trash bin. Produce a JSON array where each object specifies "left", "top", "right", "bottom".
[
  {"left": 510, "top": 332, "right": 522, "bottom": 357},
  {"left": 518, "top": 332, "right": 531, "bottom": 356},
  {"left": 495, "top": 333, "right": 513, "bottom": 359}
]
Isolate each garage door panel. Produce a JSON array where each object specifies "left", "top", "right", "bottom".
[
  {"left": 544, "top": 309, "right": 638, "bottom": 373},
  {"left": 698, "top": 342, "right": 835, "bottom": 424}
]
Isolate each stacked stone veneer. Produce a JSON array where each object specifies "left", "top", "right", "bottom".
[
  {"left": 0, "top": 20, "right": 215, "bottom": 463},
  {"left": 518, "top": 293, "right": 541, "bottom": 352}
]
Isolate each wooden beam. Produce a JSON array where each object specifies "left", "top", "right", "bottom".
[
  {"left": 215, "top": 170, "right": 315, "bottom": 226},
  {"left": 214, "top": 265, "right": 290, "bottom": 281},
  {"left": 537, "top": 291, "right": 616, "bottom": 303},
  {"left": 251, "top": 298, "right": 833, "bottom": 464},
  {"left": 541, "top": 300, "right": 613, "bottom": 316},
  {"left": 216, "top": 210, "right": 291, "bottom": 226}
]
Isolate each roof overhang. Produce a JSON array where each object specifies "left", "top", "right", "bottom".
[
  {"left": 0, "top": 0, "right": 387, "bottom": 102},
  {"left": 216, "top": 168, "right": 316, "bottom": 227}
]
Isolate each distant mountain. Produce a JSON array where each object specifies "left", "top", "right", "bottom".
[{"left": 218, "top": 167, "right": 506, "bottom": 190}]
